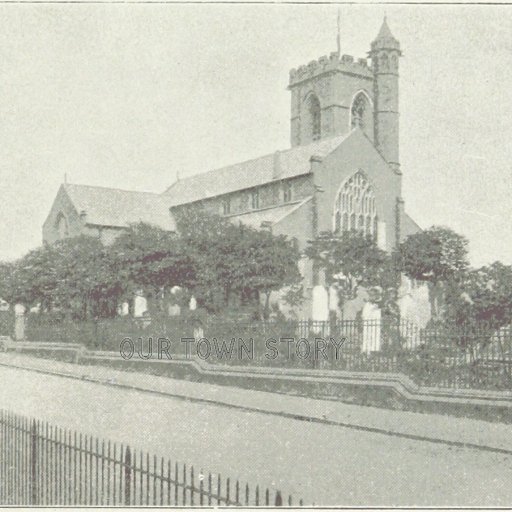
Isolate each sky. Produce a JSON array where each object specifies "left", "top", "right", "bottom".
[{"left": 0, "top": 3, "right": 511, "bottom": 267}]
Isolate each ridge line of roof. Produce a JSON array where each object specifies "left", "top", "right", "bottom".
[
  {"left": 64, "top": 182, "right": 164, "bottom": 197},
  {"left": 162, "top": 133, "right": 349, "bottom": 193}
]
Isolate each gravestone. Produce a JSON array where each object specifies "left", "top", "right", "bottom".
[
  {"left": 133, "top": 291, "right": 148, "bottom": 318},
  {"left": 14, "top": 303, "right": 26, "bottom": 341},
  {"left": 117, "top": 302, "right": 129, "bottom": 316},
  {"left": 312, "top": 285, "right": 329, "bottom": 322},
  {"left": 361, "top": 296, "right": 382, "bottom": 354}
]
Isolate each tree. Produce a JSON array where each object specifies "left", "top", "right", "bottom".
[
  {"left": 174, "top": 208, "right": 241, "bottom": 311},
  {"left": 3, "top": 243, "right": 60, "bottom": 310},
  {"left": 109, "top": 222, "right": 196, "bottom": 309},
  {"left": 229, "top": 226, "right": 302, "bottom": 319},
  {"left": 174, "top": 207, "right": 302, "bottom": 317},
  {"left": 306, "top": 230, "right": 396, "bottom": 314},
  {"left": 1, "top": 211, "right": 303, "bottom": 322},
  {"left": 445, "top": 261, "right": 512, "bottom": 331},
  {"left": 0, "top": 261, "right": 15, "bottom": 304},
  {"left": 0, "top": 237, "right": 124, "bottom": 319},
  {"left": 399, "top": 226, "right": 469, "bottom": 321},
  {"left": 53, "top": 236, "right": 123, "bottom": 319}
]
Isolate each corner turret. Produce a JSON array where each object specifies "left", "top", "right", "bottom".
[{"left": 369, "top": 17, "right": 401, "bottom": 174}]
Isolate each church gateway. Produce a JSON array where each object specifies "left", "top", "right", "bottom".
[{"left": 43, "top": 18, "right": 430, "bottom": 324}]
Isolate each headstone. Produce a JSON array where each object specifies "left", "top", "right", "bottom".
[
  {"left": 189, "top": 296, "right": 197, "bottom": 311},
  {"left": 29, "top": 303, "right": 40, "bottom": 314},
  {"left": 170, "top": 286, "right": 182, "bottom": 295},
  {"left": 312, "top": 285, "right": 329, "bottom": 322},
  {"left": 168, "top": 303, "right": 181, "bottom": 317},
  {"left": 117, "top": 302, "right": 129, "bottom": 316},
  {"left": 361, "top": 300, "right": 381, "bottom": 354},
  {"left": 328, "top": 284, "right": 339, "bottom": 313},
  {"left": 14, "top": 303, "right": 26, "bottom": 341},
  {"left": 193, "top": 326, "right": 204, "bottom": 340},
  {"left": 133, "top": 291, "right": 147, "bottom": 318}
]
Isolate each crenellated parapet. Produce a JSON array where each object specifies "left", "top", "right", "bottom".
[{"left": 289, "top": 52, "right": 373, "bottom": 87}]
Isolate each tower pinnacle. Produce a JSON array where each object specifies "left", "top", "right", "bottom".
[{"left": 371, "top": 16, "right": 400, "bottom": 52}]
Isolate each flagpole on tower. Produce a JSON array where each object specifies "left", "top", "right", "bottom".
[{"left": 336, "top": 7, "right": 341, "bottom": 58}]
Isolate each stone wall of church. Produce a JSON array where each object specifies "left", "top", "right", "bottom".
[{"left": 183, "top": 174, "right": 314, "bottom": 220}]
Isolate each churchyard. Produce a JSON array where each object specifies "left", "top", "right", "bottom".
[{"left": 1, "top": 212, "right": 512, "bottom": 407}]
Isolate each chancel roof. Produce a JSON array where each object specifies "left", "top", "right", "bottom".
[{"left": 63, "top": 183, "right": 176, "bottom": 231}]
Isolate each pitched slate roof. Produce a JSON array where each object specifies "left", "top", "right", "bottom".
[
  {"left": 163, "top": 134, "right": 349, "bottom": 206},
  {"left": 63, "top": 184, "right": 176, "bottom": 231}
]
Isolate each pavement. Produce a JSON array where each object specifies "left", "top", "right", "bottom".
[
  {"left": 1, "top": 352, "right": 512, "bottom": 506},
  {"left": 0, "top": 352, "right": 510, "bottom": 454}
]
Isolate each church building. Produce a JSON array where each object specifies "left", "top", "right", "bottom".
[{"left": 43, "top": 18, "right": 429, "bottom": 324}]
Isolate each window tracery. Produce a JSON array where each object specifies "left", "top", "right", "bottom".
[{"left": 333, "top": 172, "right": 377, "bottom": 237}]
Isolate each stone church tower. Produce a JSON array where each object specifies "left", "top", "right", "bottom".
[{"left": 288, "top": 17, "right": 401, "bottom": 175}]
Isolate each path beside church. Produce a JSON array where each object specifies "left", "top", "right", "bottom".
[{"left": 1, "top": 352, "right": 511, "bottom": 506}]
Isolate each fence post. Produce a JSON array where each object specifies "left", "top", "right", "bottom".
[
  {"left": 124, "top": 446, "right": 131, "bottom": 506},
  {"left": 274, "top": 490, "right": 283, "bottom": 506},
  {"left": 30, "top": 419, "right": 37, "bottom": 505}
]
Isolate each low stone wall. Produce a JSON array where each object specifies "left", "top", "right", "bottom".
[{"left": 2, "top": 337, "right": 511, "bottom": 423}]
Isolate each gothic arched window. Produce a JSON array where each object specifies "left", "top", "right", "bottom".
[
  {"left": 333, "top": 171, "right": 377, "bottom": 238},
  {"left": 56, "top": 213, "right": 69, "bottom": 239},
  {"left": 351, "top": 92, "right": 372, "bottom": 131},
  {"left": 306, "top": 94, "right": 321, "bottom": 141}
]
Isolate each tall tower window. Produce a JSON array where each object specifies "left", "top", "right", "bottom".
[
  {"left": 303, "top": 94, "right": 321, "bottom": 142},
  {"left": 310, "top": 96, "right": 321, "bottom": 140},
  {"left": 350, "top": 92, "right": 372, "bottom": 131},
  {"left": 333, "top": 171, "right": 377, "bottom": 238}
]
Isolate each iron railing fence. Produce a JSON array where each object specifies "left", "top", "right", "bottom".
[
  {"left": 17, "top": 314, "right": 512, "bottom": 390},
  {"left": 22, "top": 312, "right": 512, "bottom": 348},
  {"left": 0, "top": 409, "right": 299, "bottom": 507}
]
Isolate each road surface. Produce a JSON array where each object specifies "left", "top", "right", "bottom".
[{"left": 1, "top": 363, "right": 512, "bottom": 506}]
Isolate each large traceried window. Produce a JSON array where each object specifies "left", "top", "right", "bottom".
[{"left": 333, "top": 171, "right": 377, "bottom": 237}]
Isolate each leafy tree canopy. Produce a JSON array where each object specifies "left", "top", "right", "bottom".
[
  {"left": 306, "top": 230, "right": 395, "bottom": 303},
  {"left": 445, "top": 261, "right": 512, "bottom": 331},
  {"left": 110, "top": 222, "right": 195, "bottom": 298},
  {"left": 399, "top": 226, "right": 469, "bottom": 284},
  {"left": 175, "top": 208, "right": 301, "bottom": 316}
]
